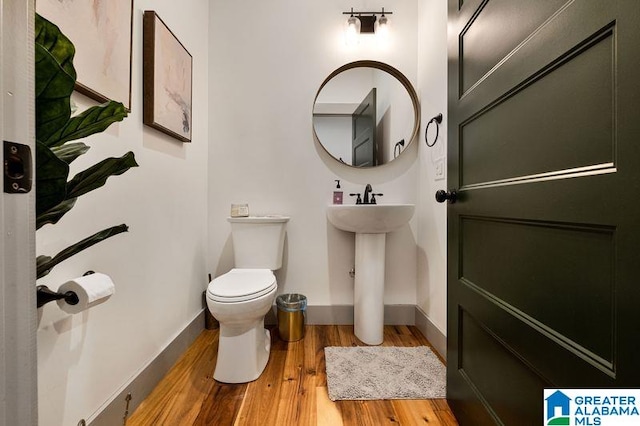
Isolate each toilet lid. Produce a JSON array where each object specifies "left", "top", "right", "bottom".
[{"left": 207, "top": 269, "right": 276, "bottom": 302}]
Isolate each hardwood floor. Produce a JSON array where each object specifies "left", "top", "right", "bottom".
[{"left": 128, "top": 325, "right": 458, "bottom": 426}]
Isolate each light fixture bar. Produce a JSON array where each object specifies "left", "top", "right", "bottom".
[
  {"left": 343, "top": 8, "right": 392, "bottom": 34},
  {"left": 343, "top": 7, "right": 392, "bottom": 41},
  {"left": 341, "top": 10, "right": 393, "bottom": 15}
]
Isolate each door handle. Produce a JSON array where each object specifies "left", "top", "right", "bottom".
[{"left": 435, "top": 189, "right": 457, "bottom": 204}]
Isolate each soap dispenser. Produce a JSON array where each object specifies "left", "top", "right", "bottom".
[{"left": 333, "top": 180, "right": 343, "bottom": 205}]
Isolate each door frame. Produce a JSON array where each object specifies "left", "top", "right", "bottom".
[{"left": 1, "top": 0, "right": 37, "bottom": 424}]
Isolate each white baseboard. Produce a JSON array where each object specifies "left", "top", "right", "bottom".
[{"left": 414, "top": 305, "right": 447, "bottom": 361}]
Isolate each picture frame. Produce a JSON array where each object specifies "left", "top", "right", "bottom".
[
  {"left": 36, "top": 0, "right": 134, "bottom": 110},
  {"left": 143, "top": 11, "right": 193, "bottom": 142}
]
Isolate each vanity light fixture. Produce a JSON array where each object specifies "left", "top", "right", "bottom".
[{"left": 343, "top": 7, "right": 393, "bottom": 45}]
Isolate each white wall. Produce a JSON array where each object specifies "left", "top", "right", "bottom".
[
  {"left": 374, "top": 70, "right": 415, "bottom": 162},
  {"left": 208, "top": 0, "right": 419, "bottom": 309},
  {"left": 36, "top": 1, "right": 209, "bottom": 424},
  {"left": 416, "top": 0, "right": 449, "bottom": 336},
  {"left": 314, "top": 116, "right": 352, "bottom": 163}
]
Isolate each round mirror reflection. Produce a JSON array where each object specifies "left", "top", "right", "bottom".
[{"left": 313, "top": 61, "right": 419, "bottom": 168}]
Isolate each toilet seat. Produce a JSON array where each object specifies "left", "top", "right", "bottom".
[{"left": 207, "top": 269, "right": 276, "bottom": 303}]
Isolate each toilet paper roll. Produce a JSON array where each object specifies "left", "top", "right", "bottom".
[{"left": 56, "top": 272, "right": 115, "bottom": 314}]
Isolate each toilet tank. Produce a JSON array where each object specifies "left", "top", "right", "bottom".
[{"left": 228, "top": 215, "right": 289, "bottom": 270}]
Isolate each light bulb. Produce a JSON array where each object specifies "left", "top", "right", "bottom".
[
  {"left": 345, "top": 15, "right": 361, "bottom": 46},
  {"left": 375, "top": 14, "right": 390, "bottom": 42}
]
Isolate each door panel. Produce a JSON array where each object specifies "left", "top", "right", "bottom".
[
  {"left": 461, "top": 29, "right": 614, "bottom": 187},
  {"left": 447, "top": 0, "right": 640, "bottom": 424},
  {"left": 458, "top": 308, "right": 548, "bottom": 424},
  {"left": 460, "top": 217, "right": 615, "bottom": 364},
  {"left": 352, "top": 88, "right": 377, "bottom": 167},
  {"left": 460, "top": 0, "right": 567, "bottom": 94}
]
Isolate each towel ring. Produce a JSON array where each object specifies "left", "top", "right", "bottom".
[{"left": 425, "top": 113, "right": 443, "bottom": 147}]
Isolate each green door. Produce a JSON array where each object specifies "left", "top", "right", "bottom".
[
  {"left": 352, "top": 88, "right": 377, "bottom": 167},
  {"left": 445, "top": 1, "right": 640, "bottom": 424}
]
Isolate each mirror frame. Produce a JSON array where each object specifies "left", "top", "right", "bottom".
[{"left": 312, "top": 60, "right": 421, "bottom": 168}]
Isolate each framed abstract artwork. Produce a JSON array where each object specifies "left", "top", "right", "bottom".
[
  {"left": 36, "top": 0, "right": 133, "bottom": 110},
  {"left": 143, "top": 11, "right": 193, "bottom": 142}
]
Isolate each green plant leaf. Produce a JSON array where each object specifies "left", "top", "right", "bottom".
[
  {"left": 50, "top": 142, "right": 90, "bottom": 164},
  {"left": 36, "top": 224, "right": 129, "bottom": 279},
  {"left": 66, "top": 152, "right": 138, "bottom": 199},
  {"left": 36, "top": 255, "right": 53, "bottom": 278},
  {"left": 35, "top": 47, "right": 74, "bottom": 143},
  {"left": 34, "top": 14, "right": 76, "bottom": 81},
  {"left": 35, "top": 14, "right": 77, "bottom": 144},
  {"left": 44, "top": 101, "right": 128, "bottom": 147},
  {"left": 36, "top": 198, "right": 77, "bottom": 230},
  {"left": 36, "top": 141, "right": 69, "bottom": 217}
]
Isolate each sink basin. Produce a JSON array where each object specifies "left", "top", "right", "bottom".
[{"left": 326, "top": 204, "right": 415, "bottom": 234}]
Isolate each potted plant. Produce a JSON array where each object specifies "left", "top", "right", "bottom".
[{"left": 35, "top": 13, "right": 138, "bottom": 279}]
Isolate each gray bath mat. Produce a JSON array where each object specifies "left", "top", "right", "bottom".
[{"left": 324, "top": 346, "right": 446, "bottom": 401}]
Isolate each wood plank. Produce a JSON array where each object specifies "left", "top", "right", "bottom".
[
  {"left": 408, "top": 325, "right": 431, "bottom": 346},
  {"left": 129, "top": 325, "right": 458, "bottom": 425},
  {"left": 327, "top": 325, "right": 342, "bottom": 346},
  {"left": 430, "top": 400, "right": 459, "bottom": 426},
  {"left": 337, "top": 325, "right": 360, "bottom": 346},
  {"left": 299, "top": 326, "right": 318, "bottom": 425},
  {"left": 316, "top": 386, "right": 343, "bottom": 426},
  {"left": 382, "top": 325, "right": 406, "bottom": 346},
  {"left": 392, "top": 399, "right": 441, "bottom": 425},
  {"left": 127, "top": 330, "right": 218, "bottom": 426},
  {"left": 193, "top": 382, "right": 247, "bottom": 426},
  {"left": 233, "top": 328, "right": 288, "bottom": 426},
  {"left": 337, "top": 399, "right": 398, "bottom": 426},
  {"left": 314, "top": 326, "right": 328, "bottom": 388},
  {"left": 303, "top": 325, "right": 317, "bottom": 379},
  {"left": 274, "top": 334, "right": 317, "bottom": 426},
  {"left": 336, "top": 400, "right": 360, "bottom": 426},
  {"left": 392, "top": 325, "right": 420, "bottom": 346},
  {"left": 360, "top": 400, "right": 399, "bottom": 425},
  {"left": 314, "top": 325, "right": 340, "bottom": 387}
]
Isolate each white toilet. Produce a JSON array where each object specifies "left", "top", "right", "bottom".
[{"left": 206, "top": 215, "right": 289, "bottom": 383}]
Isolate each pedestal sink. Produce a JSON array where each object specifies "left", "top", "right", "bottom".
[{"left": 326, "top": 204, "right": 415, "bottom": 345}]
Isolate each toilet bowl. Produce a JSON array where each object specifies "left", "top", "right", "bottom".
[
  {"left": 206, "top": 215, "right": 289, "bottom": 383},
  {"left": 206, "top": 268, "right": 277, "bottom": 383}
]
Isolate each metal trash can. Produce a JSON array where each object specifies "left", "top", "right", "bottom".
[{"left": 276, "top": 294, "right": 307, "bottom": 342}]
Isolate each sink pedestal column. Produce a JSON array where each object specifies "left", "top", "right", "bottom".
[{"left": 354, "top": 233, "right": 386, "bottom": 345}]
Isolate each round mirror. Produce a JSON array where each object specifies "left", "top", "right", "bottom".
[{"left": 313, "top": 61, "right": 420, "bottom": 168}]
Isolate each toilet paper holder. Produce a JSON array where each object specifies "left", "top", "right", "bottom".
[{"left": 36, "top": 271, "right": 94, "bottom": 308}]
